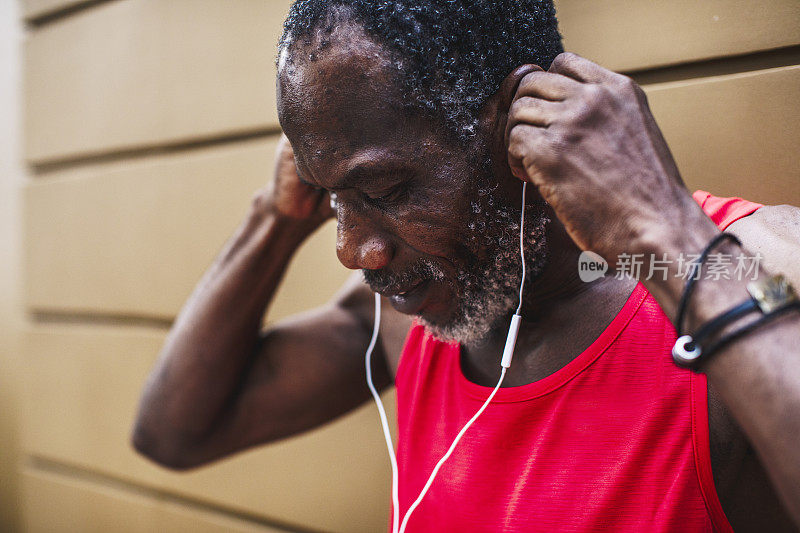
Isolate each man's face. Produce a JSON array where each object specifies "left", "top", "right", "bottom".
[{"left": 277, "top": 28, "right": 549, "bottom": 344}]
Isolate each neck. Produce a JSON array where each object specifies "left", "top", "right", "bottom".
[{"left": 461, "top": 219, "right": 637, "bottom": 387}]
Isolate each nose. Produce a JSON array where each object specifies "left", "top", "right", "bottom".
[{"left": 335, "top": 205, "right": 394, "bottom": 271}]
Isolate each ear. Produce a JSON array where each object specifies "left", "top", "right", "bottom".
[{"left": 478, "top": 64, "right": 545, "bottom": 199}]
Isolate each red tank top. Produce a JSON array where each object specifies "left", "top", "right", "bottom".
[{"left": 392, "top": 191, "right": 762, "bottom": 532}]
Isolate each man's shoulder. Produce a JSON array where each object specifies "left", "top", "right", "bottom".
[
  {"left": 726, "top": 204, "right": 800, "bottom": 290},
  {"left": 729, "top": 203, "right": 800, "bottom": 235}
]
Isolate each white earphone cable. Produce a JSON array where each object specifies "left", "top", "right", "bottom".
[
  {"left": 364, "top": 293, "right": 400, "bottom": 533},
  {"left": 398, "top": 366, "right": 507, "bottom": 533},
  {"left": 366, "top": 181, "right": 528, "bottom": 532},
  {"left": 516, "top": 181, "right": 527, "bottom": 315}
]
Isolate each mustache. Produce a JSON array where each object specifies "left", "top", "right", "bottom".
[{"left": 362, "top": 259, "right": 445, "bottom": 293}]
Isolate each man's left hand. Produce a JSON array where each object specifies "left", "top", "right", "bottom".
[{"left": 505, "top": 52, "right": 717, "bottom": 262}]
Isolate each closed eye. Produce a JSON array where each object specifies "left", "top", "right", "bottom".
[{"left": 368, "top": 183, "right": 409, "bottom": 205}]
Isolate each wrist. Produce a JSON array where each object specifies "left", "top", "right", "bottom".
[
  {"left": 631, "top": 206, "right": 759, "bottom": 326},
  {"left": 249, "top": 189, "right": 327, "bottom": 244},
  {"left": 632, "top": 194, "right": 720, "bottom": 261}
]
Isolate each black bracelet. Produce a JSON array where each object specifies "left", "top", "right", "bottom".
[
  {"left": 700, "top": 301, "right": 800, "bottom": 364},
  {"left": 688, "top": 299, "right": 758, "bottom": 350},
  {"left": 674, "top": 232, "right": 742, "bottom": 337},
  {"left": 673, "top": 274, "right": 800, "bottom": 371}
]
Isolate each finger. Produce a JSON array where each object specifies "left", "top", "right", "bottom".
[
  {"left": 504, "top": 96, "right": 560, "bottom": 149},
  {"left": 509, "top": 96, "right": 561, "bottom": 126},
  {"left": 515, "top": 70, "right": 581, "bottom": 101},
  {"left": 548, "top": 52, "right": 610, "bottom": 84},
  {"left": 506, "top": 123, "right": 557, "bottom": 184}
]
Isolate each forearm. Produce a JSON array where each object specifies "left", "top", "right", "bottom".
[
  {"left": 638, "top": 218, "right": 800, "bottom": 522},
  {"left": 503, "top": 50, "right": 800, "bottom": 524},
  {"left": 132, "top": 190, "right": 317, "bottom": 461}
]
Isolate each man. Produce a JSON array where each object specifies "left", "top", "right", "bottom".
[{"left": 132, "top": 1, "right": 800, "bottom": 530}]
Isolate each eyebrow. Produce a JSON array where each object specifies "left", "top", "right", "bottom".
[
  {"left": 340, "top": 161, "right": 413, "bottom": 190},
  {"left": 295, "top": 156, "right": 414, "bottom": 191}
]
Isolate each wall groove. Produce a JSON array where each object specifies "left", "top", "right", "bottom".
[
  {"left": 26, "top": 456, "right": 324, "bottom": 533},
  {"left": 29, "top": 127, "right": 280, "bottom": 177},
  {"left": 25, "top": 0, "right": 120, "bottom": 28},
  {"left": 29, "top": 310, "right": 173, "bottom": 330},
  {"left": 628, "top": 44, "right": 800, "bottom": 86}
]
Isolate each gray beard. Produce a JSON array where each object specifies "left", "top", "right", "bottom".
[
  {"left": 363, "top": 185, "right": 550, "bottom": 346},
  {"left": 418, "top": 186, "right": 549, "bottom": 345}
]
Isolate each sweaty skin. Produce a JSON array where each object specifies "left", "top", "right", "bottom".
[
  {"left": 133, "top": 21, "right": 800, "bottom": 531},
  {"left": 504, "top": 52, "right": 800, "bottom": 528}
]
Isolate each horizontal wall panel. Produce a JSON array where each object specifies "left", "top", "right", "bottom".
[
  {"left": 24, "top": 0, "right": 800, "bottom": 163},
  {"left": 22, "top": 468, "right": 289, "bottom": 533},
  {"left": 24, "top": 137, "right": 351, "bottom": 320},
  {"left": 644, "top": 65, "right": 800, "bottom": 207},
  {"left": 25, "top": 68, "right": 800, "bottom": 319},
  {"left": 556, "top": 0, "right": 800, "bottom": 72},
  {"left": 21, "top": 324, "right": 394, "bottom": 533},
  {"left": 24, "top": 0, "right": 290, "bottom": 163}
]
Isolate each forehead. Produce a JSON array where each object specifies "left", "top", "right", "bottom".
[{"left": 277, "top": 23, "right": 446, "bottom": 178}]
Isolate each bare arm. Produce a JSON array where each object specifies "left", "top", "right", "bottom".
[
  {"left": 132, "top": 137, "right": 408, "bottom": 469},
  {"left": 682, "top": 206, "right": 800, "bottom": 521},
  {"left": 622, "top": 206, "right": 800, "bottom": 528},
  {"left": 506, "top": 52, "right": 800, "bottom": 523}
]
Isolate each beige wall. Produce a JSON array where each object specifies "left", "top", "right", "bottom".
[
  {"left": 1, "top": 0, "right": 24, "bottom": 531},
  {"left": 556, "top": 0, "right": 800, "bottom": 207},
  {"left": 4, "top": 0, "right": 799, "bottom": 532}
]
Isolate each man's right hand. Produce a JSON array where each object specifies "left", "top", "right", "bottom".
[
  {"left": 264, "top": 134, "right": 334, "bottom": 228},
  {"left": 132, "top": 131, "right": 410, "bottom": 470}
]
